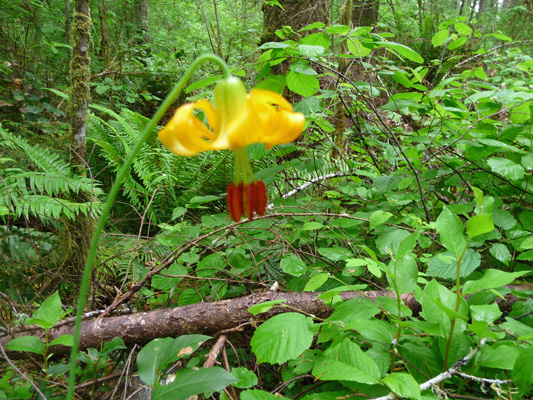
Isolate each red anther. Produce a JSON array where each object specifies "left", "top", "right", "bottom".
[
  {"left": 245, "top": 183, "right": 255, "bottom": 221},
  {"left": 255, "top": 180, "right": 267, "bottom": 216},
  {"left": 227, "top": 183, "right": 244, "bottom": 222}
]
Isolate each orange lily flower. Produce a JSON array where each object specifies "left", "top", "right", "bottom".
[{"left": 159, "top": 76, "right": 305, "bottom": 221}]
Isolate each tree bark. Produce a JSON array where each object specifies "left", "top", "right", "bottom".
[
  {"left": 260, "top": 0, "right": 329, "bottom": 44},
  {"left": 65, "top": 0, "right": 94, "bottom": 281},
  {"left": 1, "top": 289, "right": 526, "bottom": 360},
  {"left": 353, "top": 0, "right": 379, "bottom": 26},
  {"left": 98, "top": 0, "right": 110, "bottom": 67}
]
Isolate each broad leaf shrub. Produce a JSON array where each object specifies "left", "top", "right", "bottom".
[{"left": 2, "top": 17, "right": 533, "bottom": 400}]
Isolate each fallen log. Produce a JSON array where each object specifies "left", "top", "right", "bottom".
[{"left": 0, "top": 288, "right": 525, "bottom": 359}]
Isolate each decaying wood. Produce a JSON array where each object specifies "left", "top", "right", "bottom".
[{"left": 0, "top": 289, "right": 526, "bottom": 360}]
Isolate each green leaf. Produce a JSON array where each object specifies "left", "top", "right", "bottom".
[
  {"left": 6, "top": 336, "right": 45, "bottom": 355},
  {"left": 389, "top": 254, "right": 418, "bottom": 294},
  {"left": 137, "top": 335, "right": 211, "bottom": 387},
  {"left": 463, "top": 269, "right": 528, "bottom": 294},
  {"left": 26, "top": 291, "right": 63, "bottom": 329},
  {"left": 178, "top": 288, "right": 202, "bottom": 306},
  {"left": 312, "top": 338, "right": 381, "bottom": 384},
  {"left": 280, "top": 254, "right": 306, "bottom": 277},
  {"left": 489, "top": 243, "right": 512, "bottom": 264},
  {"left": 470, "top": 303, "right": 502, "bottom": 325},
  {"left": 231, "top": 367, "right": 258, "bottom": 389},
  {"left": 448, "top": 36, "right": 468, "bottom": 50},
  {"left": 241, "top": 390, "right": 286, "bottom": 400},
  {"left": 302, "top": 221, "right": 323, "bottom": 230},
  {"left": 304, "top": 273, "right": 329, "bottom": 291},
  {"left": 318, "top": 247, "right": 352, "bottom": 261},
  {"left": 488, "top": 157, "right": 525, "bottom": 181},
  {"left": 185, "top": 75, "right": 223, "bottom": 93},
  {"left": 426, "top": 250, "right": 481, "bottom": 280},
  {"left": 432, "top": 29, "right": 449, "bottom": 47},
  {"left": 297, "top": 44, "right": 325, "bottom": 57},
  {"left": 510, "top": 101, "right": 533, "bottom": 124},
  {"left": 255, "top": 75, "right": 286, "bottom": 94},
  {"left": 478, "top": 345, "right": 521, "bottom": 369},
  {"left": 248, "top": 299, "right": 287, "bottom": 316},
  {"left": 289, "top": 62, "right": 317, "bottom": 76},
  {"left": 381, "top": 373, "right": 421, "bottom": 400},
  {"left": 251, "top": 313, "right": 314, "bottom": 364},
  {"left": 151, "top": 367, "right": 237, "bottom": 400},
  {"left": 369, "top": 210, "right": 393, "bottom": 228},
  {"left": 466, "top": 214, "right": 494, "bottom": 238},
  {"left": 375, "top": 42, "right": 424, "bottom": 63},
  {"left": 286, "top": 71, "right": 320, "bottom": 97},
  {"left": 347, "top": 38, "right": 372, "bottom": 57},
  {"left": 49, "top": 334, "right": 73, "bottom": 347},
  {"left": 436, "top": 207, "right": 466, "bottom": 257},
  {"left": 345, "top": 318, "right": 394, "bottom": 344},
  {"left": 512, "top": 346, "right": 533, "bottom": 393},
  {"left": 455, "top": 22, "right": 473, "bottom": 35},
  {"left": 492, "top": 208, "right": 517, "bottom": 230}
]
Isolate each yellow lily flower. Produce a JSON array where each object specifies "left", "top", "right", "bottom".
[
  {"left": 158, "top": 76, "right": 305, "bottom": 221},
  {"left": 159, "top": 76, "right": 305, "bottom": 155}
]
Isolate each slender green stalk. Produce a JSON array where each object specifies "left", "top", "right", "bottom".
[
  {"left": 442, "top": 238, "right": 471, "bottom": 371},
  {"left": 66, "top": 54, "right": 231, "bottom": 400}
]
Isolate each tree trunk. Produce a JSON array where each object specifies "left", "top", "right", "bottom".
[
  {"left": 98, "top": 0, "right": 110, "bottom": 67},
  {"left": 260, "top": 0, "right": 329, "bottom": 44},
  {"left": 1, "top": 289, "right": 527, "bottom": 360},
  {"left": 352, "top": 0, "right": 379, "bottom": 26},
  {"left": 65, "top": 0, "right": 94, "bottom": 282},
  {"left": 133, "top": 0, "right": 150, "bottom": 43}
]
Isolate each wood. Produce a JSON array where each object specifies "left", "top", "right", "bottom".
[{"left": 0, "top": 289, "right": 525, "bottom": 360}]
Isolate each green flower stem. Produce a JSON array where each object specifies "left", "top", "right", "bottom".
[
  {"left": 442, "top": 238, "right": 471, "bottom": 372},
  {"left": 66, "top": 54, "right": 231, "bottom": 400},
  {"left": 233, "top": 147, "right": 255, "bottom": 184}
]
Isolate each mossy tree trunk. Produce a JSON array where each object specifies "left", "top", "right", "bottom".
[
  {"left": 260, "top": 0, "right": 329, "bottom": 44},
  {"left": 352, "top": 0, "right": 379, "bottom": 26},
  {"left": 65, "top": 0, "right": 94, "bottom": 284}
]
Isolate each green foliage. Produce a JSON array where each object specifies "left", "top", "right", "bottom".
[
  {"left": 0, "top": 125, "right": 101, "bottom": 224},
  {"left": 1, "top": 1, "right": 533, "bottom": 399}
]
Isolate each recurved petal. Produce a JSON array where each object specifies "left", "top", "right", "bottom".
[
  {"left": 158, "top": 104, "right": 214, "bottom": 156},
  {"left": 193, "top": 99, "right": 217, "bottom": 137},
  {"left": 264, "top": 108, "right": 305, "bottom": 148},
  {"left": 249, "top": 89, "right": 294, "bottom": 111}
]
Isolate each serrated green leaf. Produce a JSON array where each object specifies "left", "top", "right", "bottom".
[
  {"left": 489, "top": 243, "right": 512, "bottom": 264},
  {"left": 369, "top": 210, "right": 393, "bottom": 228},
  {"left": 286, "top": 71, "right": 319, "bottom": 97},
  {"left": 381, "top": 372, "right": 421, "bottom": 400},
  {"left": 151, "top": 367, "right": 237, "bottom": 400},
  {"left": 251, "top": 313, "right": 313, "bottom": 364},
  {"left": 436, "top": 207, "right": 466, "bottom": 257},
  {"left": 312, "top": 338, "right": 381, "bottom": 384},
  {"left": 280, "top": 254, "right": 306, "bottom": 277},
  {"left": 488, "top": 157, "right": 525, "bottom": 181},
  {"left": 512, "top": 346, "right": 533, "bottom": 392},
  {"left": 231, "top": 367, "right": 258, "bottom": 389},
  {"left": 463, "top": 269, "right": 528, "bottom": 294}
]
